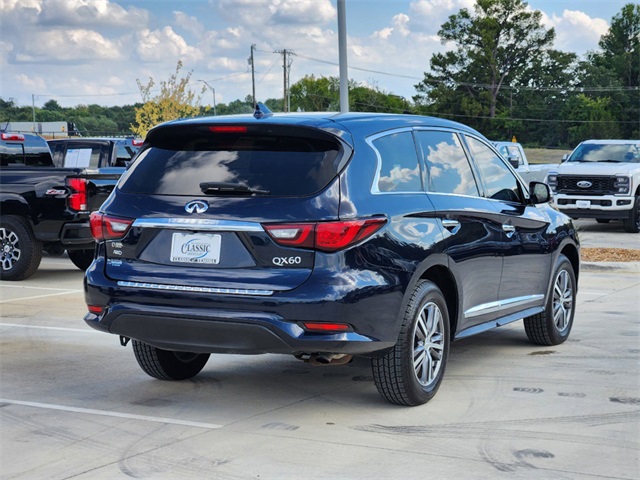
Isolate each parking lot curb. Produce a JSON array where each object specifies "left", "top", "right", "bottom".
[{"left": 581, "top": 261, "right": 640, "bottom": 273}]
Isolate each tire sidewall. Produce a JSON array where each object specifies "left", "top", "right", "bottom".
[
  {"left": 400, "top": 281, "right": 451, "bottom": 403},
  {"left": 0, "top": 215, "right": 41, "bottom": 281},
  {"left": 545, "top": 255, "right": 577, "bottom": 344}
]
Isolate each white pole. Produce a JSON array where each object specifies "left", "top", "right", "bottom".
[{"left": 338, "top": 0, "right": 349, "bottom": 113}]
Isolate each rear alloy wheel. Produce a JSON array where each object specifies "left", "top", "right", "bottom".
[
  {"left": 132, "top": 340, "right": 210, "bottom": 380},
  {"left": 524, "top": 254, "right": 576, "bottom": 346},
  {"left": 622, "top": 196, "right": 639, "bottom": 233},
  {"left": 67, "top": 248, "right": 95, "bottom": 271},
  {"left": 372, "top": 280, "right": 450, "bottom": 406},
  {"left": 0, "top": 215, "right": 42, "bottom": 281}
]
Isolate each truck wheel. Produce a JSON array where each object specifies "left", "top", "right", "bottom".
[
  {"left": 0, "top": 215, "right": 42, "bottom": 281},
  {"left": 622, "top": 196, "right": 639, "bottom": 233},
  {"left": 371, "top": 280, "right": 450, "bottom": 406},
  {"left": 132, "top": 340, "right": 210, "bottom": 380},
  {"left": 67, "top": 248, "right": 94, "bottom": 271},
  {"left": 524, "top": 254, "right": 576, "bottom": 346}
]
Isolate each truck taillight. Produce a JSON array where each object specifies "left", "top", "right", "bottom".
[
  {"left": 1, "top": 133, "right": 25, "bottom": 141},
  {"left": 263, "top": 218, "right": 387, "bottom": 252},
  {"left": 66, "top": 177, "right": 87, "bottom": 211},
  {"left": 90, "top": 212, "right": 134, "bottom": 241}
]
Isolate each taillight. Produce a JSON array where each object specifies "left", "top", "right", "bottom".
[
  {"left": 131, "top": 138, "right": 144, "bottom": 147},
  {"left": 90, "top": 212, "right": 134, "bottom": 241},
  {"left": 264, "top": 218, "right": 386, "bottom": 252},
  {"left": 1, "top": 133, "right": 25, "bottom": 141},
  {"left": 66, "top": 177, "right": 87, "bottom": 211}
]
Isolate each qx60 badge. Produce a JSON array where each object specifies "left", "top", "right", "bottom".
[{"left": 185, "top": 200, "right": 209, "bottom": 214}]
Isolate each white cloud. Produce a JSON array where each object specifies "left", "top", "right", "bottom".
[
  {"left": 409, "top": 0, "right": 475, "bottom": 33},
  {"left": 16, "top": 74, "right": 46, "bottom": 91},
  {"left": 135, "top": 27, "right": 203, "bottom": 63},
  {"left": 541, "top": 10, "right": 609, "bottom": 54},
  {"left": 15, "top": 29, "right": 121, "bottom": 63},
  {"left": 173, "top": 11, "right": 205, "bottom": 38},
  {"left": 37, "top": 0, "right": 149, "bottom": 28},
  {"left": 215, "top": 0, "right": 335, "bottom": 26}
]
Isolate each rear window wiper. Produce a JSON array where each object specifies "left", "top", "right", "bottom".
[{"left": 199, "top": 182, "right": 270, "bottom": 195}]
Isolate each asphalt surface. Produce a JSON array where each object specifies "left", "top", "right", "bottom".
[{"left": 1, "top": 224, "right": 639, "bottom": 479}]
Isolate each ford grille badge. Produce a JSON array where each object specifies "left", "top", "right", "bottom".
[
  {"left": 185, "top": 200, "right": 209, "bottom": 214},
  {"left": 577, "top": 181, "right": 592, "bottom": 188}
]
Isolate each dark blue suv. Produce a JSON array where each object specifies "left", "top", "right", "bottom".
[{"left": 84, "top": 111, "right": 579, "bottom": 406}]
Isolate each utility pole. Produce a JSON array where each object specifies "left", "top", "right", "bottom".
[
  {"left": 31, "top": 94, "right": 36, "bottom": 132},
  {"left": 338, "top": 0, "right": 349, "bottom": 113},
  {"left": 199, "top": 80, "right": 216, "bottom": 116},
  {"left": 249, "top": 44, "right": 256, "bottom": 109},
  {"left": 274, "top": 49, "right": 294, "bottom": 112}
]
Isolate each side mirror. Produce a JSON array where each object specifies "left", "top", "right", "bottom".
[
  {"left": 507, "top": 155, "right": 521, "bottom": 169},
  {"left": 561, "top": 153, "right": 569, "bottom": 162},
  {"left": 529, "top": 181, "right": 551, "bottom": 204}
]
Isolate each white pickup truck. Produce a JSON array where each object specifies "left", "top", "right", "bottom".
[
  {"left": 494, "top": 141, "right": 558, "bottom": 186},
  {"left": 546, "top": 139, "right": 640, "bottom": 233}
]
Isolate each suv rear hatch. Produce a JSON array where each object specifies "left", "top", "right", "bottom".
[{"left": 93, "top": 122, "right": 351, "bottom": 293}]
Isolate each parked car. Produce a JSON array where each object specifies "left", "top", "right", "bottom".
[
  {"left": 0, "top": 132, "right": 121, "bottom": 280},
  {"left": 493, "top": 141, "right": 558, "bottom": 186},
  {"left": 547, "top": 139, "right": 640, "bottom": 233},
  {"left": 84, "top": 109, "right": 580, "bottom": 406}
]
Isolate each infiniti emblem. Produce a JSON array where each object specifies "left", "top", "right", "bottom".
[
  {"left": 577, "top": 181, "right": 592, "bottom": 188},
  {"left": 185, "top": 200, "right": 209, "bottom": 214}
]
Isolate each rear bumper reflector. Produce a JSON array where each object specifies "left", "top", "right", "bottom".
[{"left": 116, "top": 281, "right": 273, "bottom": 296}]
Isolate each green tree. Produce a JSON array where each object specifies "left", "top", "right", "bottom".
[
  {"left": 131, "top": 61, "right": 203, "bottom": 137},
  {"left": 586, "top": 4, "right": 640, "bottom": 138},
  {"left": 562, "top": 95, "right": 621, "bottom": 145},
  {"left": 415, "top": 0, "right": 556, "bottom": 133}
]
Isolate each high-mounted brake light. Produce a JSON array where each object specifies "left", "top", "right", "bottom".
[
  {"left": 264, "top": 218, "right": 386, "bottom": 252},
  {"left": 90, "top": 212, "right": 134, "bottom": 241},
  {"left": 66, "top": 177, "right": 87, "bottom": 211},
  {"left": 1, "top": 133, "right": 25, "bottom": 142},
  {"left": 208, "top": 126, "right": 248, "bottom": 133}
]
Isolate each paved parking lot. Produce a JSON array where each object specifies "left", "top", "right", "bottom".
[{"left": 1, "top": 227, "right": 639, "bottom": 479}]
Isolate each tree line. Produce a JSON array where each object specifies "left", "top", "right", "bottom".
[{"left": 1, "top": 1, "right": 637, "bottom": 147}]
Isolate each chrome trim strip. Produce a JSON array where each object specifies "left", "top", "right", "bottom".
[
  {"left": 132, "top": 218, "right": 264, "bottom": 232},
  {"left": 117, "top": 281, "right": 274, "bottom": 296},
  {"left": 464, "top": 294, "right": 544, "bottom": 319}
]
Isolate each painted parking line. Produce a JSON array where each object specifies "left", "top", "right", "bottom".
[
  {"left": 0, "top": 398, "right": 224, "bottom": 430},
  {"left": 1, "top": 284, "right": 81, "bottom": 292},
  {"left": 0, "top": 290, "right": 82, "bottom": 304},
  {"left": 0, "top": 323, "right": 91, "bottom": 334}
]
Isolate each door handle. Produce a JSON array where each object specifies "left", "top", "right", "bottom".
[
  {"left": 502, "top": 224, "right": 516, "bottom": 238},
  {"left": 442, "top": 219, "right": 461, "bottom": 234}
]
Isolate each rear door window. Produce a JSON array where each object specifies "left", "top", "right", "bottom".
[
  {"left": 415, "top": 130, "right": 479, "bottom": 197},
  {"left": 119, "top": 125, "right": 344, "bottom": 197},
  {"left": 371, "top": 131, "right": 422, "bottom": 193}
]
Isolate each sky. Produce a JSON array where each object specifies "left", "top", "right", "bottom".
[{"left": 0, "top": 0, "right": 631, "bottom": 109}]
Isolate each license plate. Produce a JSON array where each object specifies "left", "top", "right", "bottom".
[
  {"left": 576, "top": 200, "right": 591, "bottom": 209},
  {"left": 170, "top": 233, "right": 221, "bottom": 264}
]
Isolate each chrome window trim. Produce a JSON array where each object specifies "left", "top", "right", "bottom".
[
  {"left": 464, "top": 294, "right": 544, "bottom": 319},
  {"left": 132, "top": 218, "right": 264, "bottom": 232},
  {"left": 117, "top": 281, "right": 273, "bottom": 297}
]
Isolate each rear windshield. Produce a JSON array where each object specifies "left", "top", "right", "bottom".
[{"left": 118, "top": 125, "right": 344, "bottom": 196}]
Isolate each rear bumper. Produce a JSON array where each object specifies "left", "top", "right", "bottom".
[{"left": 83, "top": 258, "right": 404, "bottom": 356}]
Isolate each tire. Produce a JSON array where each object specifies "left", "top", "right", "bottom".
[
  {"left": 372, "top": 280, "right": 450, "bottom": 406},
  {"left": 524, "top": 254, "right": 576, "bottom": 346},
  {"left": 622, "top": 196, "right": 639, "bottom": 233},
  {"left": 132, "top": 340, "right": 210, "bottom": 380},
  {"left": 67, "top": 248, "right": 95, "bottom": 271},
  {"left": 596, "top": 219, "right": 610, "bottom": 224},
  {"left": 0, "top": 215, "right": 42, "bottom": 281}
]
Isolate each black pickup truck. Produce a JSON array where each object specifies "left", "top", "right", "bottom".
[{"left": 0, "top": 132, "right": 124, "bottom": 280}]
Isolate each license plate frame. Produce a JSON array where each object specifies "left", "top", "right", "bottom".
[{"left": 170, "top": 232, "right": 221, "bottom": 264}]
